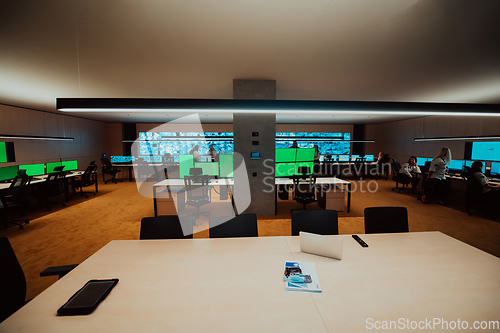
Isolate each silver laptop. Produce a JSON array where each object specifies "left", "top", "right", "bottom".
[{"left": 299, "top": 232, "right": 343, "bottom": 260}]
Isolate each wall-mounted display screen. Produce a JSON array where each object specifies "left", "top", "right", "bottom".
[
  {"left": 19, "top": 163, "right": 45, "bottom": 176},
  {"left": 0, "top": 142, "right": 15, "bottom": 163},
  {"left": 0, "top": 165, "right": 19, "bottom": 181},
  {"left": 471, "top": 142, "right": 500, "bottom": 161}
]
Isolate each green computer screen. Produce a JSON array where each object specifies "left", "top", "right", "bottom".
[
  {"left": 0, "top": 142, "right": 6, "bottom": 163},
  {"left": 276, "top": 148, "right": 296, "bottom": 163},
  {"left": 296, "top": 148, "right": 314, "bottom": 162},
  {"left": 179, "top": 155, "right": 194, "bottom": 179},
  {"left": 0, "top": 165, "right": 19, "bottom": 181},
  {"left": 219, "top": 154, "right": 234, "bottom": 178},
  {"left": 19, "top": 163, "right": 45, "bottom": 176},
  {"left": 62, "top": 160, "right": 78, "bottom": 171},
  {"left": 195, "top": 162, "right": 219, "bottom": 176},
  {"left": 46, "top": 162, "right": 62, "bottom": 173},
  {"left": 295, "top": 162, "right": 314, "bottom": 175},
  {"left": 275, "top": 162, "right": 296, "bottom": 177}
]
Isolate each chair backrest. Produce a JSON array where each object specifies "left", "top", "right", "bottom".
[
  {"left": 209, "top": 214, "right": 258, "bottom": 238},
  {"left": 81, "top": 165, "right": 98, "bottom": 185},
  {"left": 44, "top": 172, "right": 66, "bottom": 197},
  {"left": 364, "top": 207, "right": 409, "bottom": 234},
  {"left": 6, "top": 170, "right": 31, "bottom": 200},
  {"left": 291, "top": 210, "right": 339, "bottom": 236},
  {"left": 391, "top": 162, "right": 401, "bottom": 181},
  {"left": 140, "top": 216, "right": 193, "bottom": 239},
  {"left": 462, "top": 167, "right": 483, "bottom": 197},
  {"left": 293, "top": 170, "right": 316, "bottom": 201},
  {"left": 184, "top": 174, "right": 210, "bottom": 202},
  {"left": 0, "top": 237, "right": 27, "bottom": 323},
  {"left": 101, "top": 157, "right": 112, "bottom": 169}
]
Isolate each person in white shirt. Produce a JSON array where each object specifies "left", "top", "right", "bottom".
[
  {"left": 471, "top": 161, "right": 500, "bottom": 200},
  {"left": 208, "top": 145, "right": 218, "bottom": 162},
  {"left": 420, "top": 147, "right": 451, "bottom": 205},
  {"left": 398, "top": 156, "right": 421, "bottom": 193},
  {"left": 189, "top": 144, "right": 200, "bottom": 162}
]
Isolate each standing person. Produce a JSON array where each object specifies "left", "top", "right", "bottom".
[
  {"left": 420, "top": 147, "right": 451, "bottom": 205},
  {"left": 189, "top": 144, "right": 200, "bottom": 162},
  {"left": 398, "top": 156, "right": 421, "bottom": 194},
  {"left": 209, "top": 144, "right": 218, "bottom": 162}
]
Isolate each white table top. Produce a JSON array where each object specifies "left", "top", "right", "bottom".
[
  {"left": 154, "top": 176, "right": 350, "bottom": 187},
  {"left": 2, "top": 232, "right": 499, "bottom": 332},
  {"left": 0, "top": 171, "right": 84, "bottom": 190}
]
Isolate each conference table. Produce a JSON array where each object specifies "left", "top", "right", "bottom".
[
  {"left": 152, "top": 177, "right": 352, "bottom": 217},
  {"left": 2, "top": 232, "right": 499, "bottom": 332}
]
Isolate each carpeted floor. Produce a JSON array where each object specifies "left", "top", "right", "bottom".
[{"left": 1, "top": 177, "right": 499, "bottom": 301}]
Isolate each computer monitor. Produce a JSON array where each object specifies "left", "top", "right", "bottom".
[
  {"left": 194, "top": 162, "right": 219, "bottom": 176},
  {"left": 416, "top": 157, "right": 428, "bottom": 167},
  {"left": 0, "top": 142, "right": 15, "bottom": 163},
  {"left": 276, "top": 148, "right": 297, "bottom": 163},
  {"left": 275, "top": 163, "right": 296, "bottom": 177},
  {"left": 19, "top": 163, "right": 45, "bottom": 176},
  {"left": 338, "top": 155, "right": 349, "bottom": 162},
  {"left": 0, "top": 165, "right": 19, "bottom": 181},
  {"left": 447, "top": 160, "right": 465, "bottom": 172},
  {"left": 62, "top": 160, "right": 78, "bottom": 171},
  {"left": 219, "top": 155, "right": 233, "bottom": 178},
  {"left": 364, "top": 155, "right": 374, "bottom": 162},
  {"left": 490, "top": 162, "right": 500, "bottom": 176},
  {"left": 295, "top": 162, "right": 314, "bottom": 175},
  {"left": 350, "top": 155, "right": 359, "bottom": 161},
  {"left": 46, "top": 162, "right": 62, "bottom": 173},
  {"left": 464, "top": 160, "right": 486, "bottom": 173},
  {"left": 179, "top": 155, "right": 194, "bottom": 179},
  {"left": 296, "top": 148, "right": 314, "bottom": 162}
]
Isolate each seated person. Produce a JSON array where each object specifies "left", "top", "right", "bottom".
[
  {"left": 421, "top": 147, "right": 451, "bottom": 205},
  {"left": 472, "top": 161, "right": 500, "bottom": 203},
  {"left": 398, "top": 156, "right": 421, "bottom": 194}
]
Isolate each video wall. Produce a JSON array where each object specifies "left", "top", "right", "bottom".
[
  {"left": 136, "top": 131, "right": 351, "bottom": 162},
  {"left": 0, "top": 142, "right": 15, "bottom": 163}
]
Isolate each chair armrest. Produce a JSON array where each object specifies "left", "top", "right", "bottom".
[{"left": 40, "top": 264, "right": 78, "bottom": 279}]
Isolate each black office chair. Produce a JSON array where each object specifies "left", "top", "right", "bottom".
[
  {"left": 461, "top": 167, "right": 496, "bottom": 217},
  {"left": 291, "top": 209, "right": 339, "bottom": 236},
  {"left": 0, "top": 237, "right": 77, "bottom": 323},
  {"left": 184, "top": 168, "right": 211, "bottom": 221},
  {"left": 292, "top": 166, "right": 316, "bottom": 209},
  {"left": 208, "top": 214, "right": 258, "bottom": 238},
  {"left": 101, "top": 157, "right": 121, "bottom": 184},
  {"left": 391, "top": 162, "right": 410, "bottom": 193},
  {"left": 140, "top": 216, "right": 193, "bottom": 239},
  {"left": 364, "top": 207, "right": 409, "bottom": 234},
  {"left": 73, "top": 164, "right": 98, "bottom": 198},
  {"left": 0, "top": 169, "right": 31, "bottom": 229},
  {"left": 32, "top": 171, "right": 67, "bottom": 211}
]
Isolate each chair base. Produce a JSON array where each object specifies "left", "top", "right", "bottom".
[{"left": 1, "top": 218, "right": 29, "bottom": 230}]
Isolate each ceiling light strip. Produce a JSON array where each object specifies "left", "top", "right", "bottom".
[
  {"left": 414, "top": 135, "right": 500, "bottom": 142},
  {"left": 0, "top": 134, "right": 74, "bottom": 141}
]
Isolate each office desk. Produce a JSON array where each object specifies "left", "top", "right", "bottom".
[
  {"left": 2, "top": 232, "right": 499, "bottom": 332},
  {"left": 152, "top": 177, "right": 351, "bottom": 216},
  {"left": 0, "top": 171, "right": 95, "bottom": 202}
]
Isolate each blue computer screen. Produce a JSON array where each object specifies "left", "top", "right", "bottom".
[
  {"left": 447, "top": 160, "right": 465, "bottom": 171},
  {"left": 364, "top": 155, "right": 374, "bottom": 162},
  {"left": 471, "top": 142, "right": 500, "bottom": 161},
  {"left": 338, "top": 155, "right": 349, "bottom": 162},
  {"left": 490, "top": 162, "right": 500, "bottom": 176}
]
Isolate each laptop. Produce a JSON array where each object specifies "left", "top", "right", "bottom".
[{"left": 299, "top": 232, "right": 343, "bottom": 260}]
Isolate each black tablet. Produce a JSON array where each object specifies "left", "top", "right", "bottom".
[{"left": 57, "top": 279, "right": 119, "bottom": 316}]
